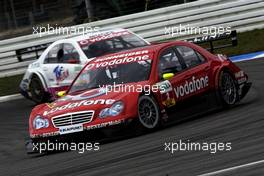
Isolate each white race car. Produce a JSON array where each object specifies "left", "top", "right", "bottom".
[{"left": 19, "top": 28, "right": 149, "bottom": 103}]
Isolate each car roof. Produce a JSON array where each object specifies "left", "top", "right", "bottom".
[{"left": 89, "top": 40, "right": 190, "bottom": 63}]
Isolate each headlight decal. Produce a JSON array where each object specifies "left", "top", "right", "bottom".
[
  {"left": 33, "top": 115, "right": 49, "bottom": 129},
  {"left": 99, "top": 101, "right": 124, "bottom": 118}
]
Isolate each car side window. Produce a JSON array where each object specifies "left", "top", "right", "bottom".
[
  {"left": 44, "top": 44, "right": 61, "bottom": 64},
  {"left": 158, "top": 48, "right": 183, "bottom": 79},
  {"left": 176, "top": 46, "right": 205, "bottom": 68},
  {"left": 62, "top": 43, "right": 80, "bottom": 64},
  {"left": 44, "top": 43, "right": 80, "bottom": 64}
]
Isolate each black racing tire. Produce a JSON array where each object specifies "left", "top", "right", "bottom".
[
  {"left": 29, "top": 76, "right": 46, "bottom": 104},
  {"left": 137, "top": 95, "right": 161, "bottom": 130},
  {"left": 218, "top": 71, "right": 239, "bottom": 107}
]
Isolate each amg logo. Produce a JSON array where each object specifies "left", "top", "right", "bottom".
[{"left": 174, "top": 76, "right": 209, "bottom": 98}]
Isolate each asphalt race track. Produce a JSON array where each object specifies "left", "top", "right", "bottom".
[{"left": 0, "top": 58, "right": 264, "bottom": 176}]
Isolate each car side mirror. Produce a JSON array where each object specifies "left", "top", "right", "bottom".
[
  {"left": 57, "top": 91, "right": 66, "bottom": 97},
  {"left": 162, "top": 73, "right": 174, "bottom": 80}
]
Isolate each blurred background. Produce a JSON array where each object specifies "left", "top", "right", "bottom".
[{"left": 0, "top": 0, "right": 196, "bottom": 40}]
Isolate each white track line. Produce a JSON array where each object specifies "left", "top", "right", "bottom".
[
  {"left": 0, "top": 94, "right": 23, "bottom": 103},
  {"left": 198, "top": 159, "right": 264, "bottom": 176},
  {"left": 254, "top": 53, "right": 264, "bottom": 59}
]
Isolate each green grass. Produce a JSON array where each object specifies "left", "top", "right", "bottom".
[
  {"left": 0, "top": 28, "right": 263, "bottom": 96},
  {"left": 0, "top": 74, "right": 23, "bottom": 96}
]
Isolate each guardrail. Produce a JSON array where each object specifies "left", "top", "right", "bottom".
[{"left": 0, "top": 0, "right": 264, "bottom": 78}]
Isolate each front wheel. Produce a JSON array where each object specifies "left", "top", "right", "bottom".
[
  {"left": 218, "top": 71, "right": 238, "bottom": 106},
  {"left": 138, "top": 95, "right": 161, "bottom": 129},
  {"left": 29, "top": 76, "right": 46, "bottom": 104}
]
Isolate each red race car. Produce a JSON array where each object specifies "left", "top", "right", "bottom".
[{"left": 27, "top": 40, "right": 251, "bottom": 151}]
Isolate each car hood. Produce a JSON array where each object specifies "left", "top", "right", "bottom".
[{"left": 36, "top": 81, "right": 151, "bottom": 118}]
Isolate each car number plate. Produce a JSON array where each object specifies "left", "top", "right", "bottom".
[{"left": 59, "top": 124, "right": 83, "bottom": 135}]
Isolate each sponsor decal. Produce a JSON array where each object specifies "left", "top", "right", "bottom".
[
  {"left": 235, "top": 71, "right": 244, "bottom": 78},
  {"left": 94, "top": 50, "right": 149, "bottom": 62},
  {"left": 31, "top": 120, "right": 125, "bottom": 138},
  {"left": 79, "top": 31, "right": 130, "bottom": 46},
  {"left": 157, "top": 80, "right": 173, "bottom": 94},
  {"left": 30, "top": 131, "right": 60, "bottom": 138},
  {"left": 156, "top": 81, "right": 176, "bottom": 107},
  {"left": 87, "top": 54, "right": 150, "bottom": 69},
  {"left": 46, "top": 102, "right": 56, "bottom": 108},
  {"left": 53, "top": 65, "right": 69, "bottom": 84},
  {"left": 187, "top": 32, "right": 232, "bottom": 44},
  {"left": 174, "top": 76, "right": 209, "bottom": 98},
  {"left": 235, "top": 71, "right": 247, "bottom": 84},
  {"left": 43, "top": 99, "right": 115, "bottom": 116},
  {"left": 162, "top": 92, "right": 176, "bottom": 107},
  {"left": 59, "top": 124, "right": 83, "bottom": 135},
  {"left": 84, "top": 119, "right": 124, "bottom": 130}
]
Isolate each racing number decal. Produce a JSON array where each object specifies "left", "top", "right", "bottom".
[
  {"left": 157, "top": 80, "right": 176, "bottom": 107},
  {"left": 162, "top": 92, "right": 176, "bottom": 107}
]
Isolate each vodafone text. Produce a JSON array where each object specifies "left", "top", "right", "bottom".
[
  {"left": 43, "top": 99, "right": 115, "bottom": 116},
  {"left": 88, "top": 55, "right": 150, "bottom": 69},
  {"left": 174, "top": 76, "right": 209, "bottom": 98}
]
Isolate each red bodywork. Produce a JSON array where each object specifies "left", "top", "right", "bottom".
[{"left": 29, "top": 41, "right": 250, "bottom": 139}]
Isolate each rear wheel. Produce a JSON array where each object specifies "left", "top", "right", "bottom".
[
  {"left": 218, "top": 71, "right": 238, "bottom": 106},
  {"left": 138, "top": 95, "right": 161, "bottom": 129},
  {"left": 29, "top": 76, "right": 46, "bottom": 104}
]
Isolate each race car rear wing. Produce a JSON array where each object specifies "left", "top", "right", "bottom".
[
  {"left": 15, "top": 43, "right": 51, "bottom": 62},
  {"left": 187, "top": 30, "right": 237, "bottom": 53}
]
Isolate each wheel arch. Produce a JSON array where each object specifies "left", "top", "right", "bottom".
[
  {"left": 29, "top": 71, "right": 48, "bottom": 92},
  {"left": 213, "top": 65, "right": 237, "bottom": 90}
]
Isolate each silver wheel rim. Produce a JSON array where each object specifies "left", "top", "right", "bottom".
[
  {"left": 221, "top": 73, "right": 237, "bottom": 105},
  {"left": 138, "top": 97, "right": 159, "bottom": 129}
]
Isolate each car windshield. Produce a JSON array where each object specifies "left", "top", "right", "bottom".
[
  {"left": 79, "top": 32, "right": 148, "bottom": 58},
  {"left": 69, "top": 57, "right": 152, "bottom": 94}
]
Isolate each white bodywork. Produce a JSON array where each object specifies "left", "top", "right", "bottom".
[{"left": 20, "top": 28, "right": 149, "bottom": 101}]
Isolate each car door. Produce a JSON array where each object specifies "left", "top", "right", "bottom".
[
  {"left": 174, "top": 45, "right": 211, "bottom": 99},
  {"left": 157, "top": 47, "right": 186, "bottom": 107},
  {"left": 41, "top": 43, "right": 83, "bottom": 90}
]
